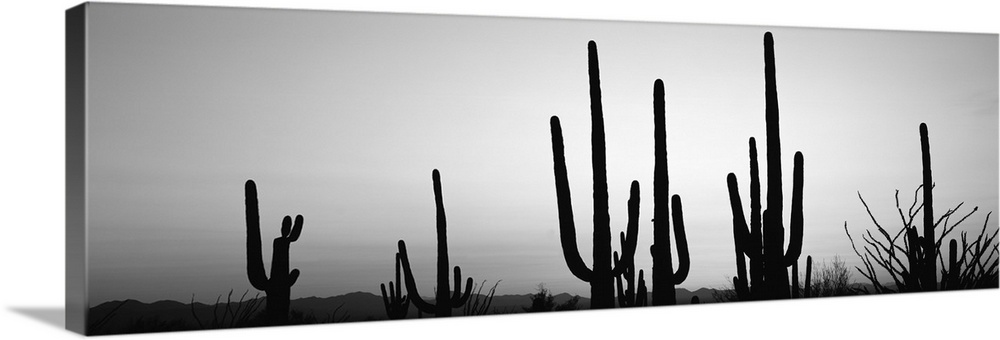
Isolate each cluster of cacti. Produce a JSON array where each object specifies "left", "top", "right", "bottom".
[
  {"left": 550, "top": 40, "right": 641, "bottom": 310},
  {"left": 614, "top": 233, "right": 648, "bottom": 307},
  {"left": 396, "top": 170, "right": 474, "bottom": 317},
  {"left": 244, "top": 180, "right": 305, "bottom": 323},
  {"left": 790, "top": 256, "right": 812, "bottom": 298},
  {"left": 726, "top": 32, "right": 806, "bottom": 301},
  {"left": 649, "top": 79, "right": 691, "bottom": 306},
  {"left": 232, "top": 31, "right": 997, "bottom": 325},
  {"left": 379, "top": 252, "right": 410, "bottom": 320}
]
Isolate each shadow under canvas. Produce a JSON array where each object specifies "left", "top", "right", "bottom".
[{"left": 9, "top": 307, "right": 65, "bottom": 330}]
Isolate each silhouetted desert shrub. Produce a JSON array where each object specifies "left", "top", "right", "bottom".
[{"left": 845, "top": 123, "right": 998, "bottom": 293}]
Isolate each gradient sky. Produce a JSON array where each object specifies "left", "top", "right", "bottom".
[{"left": 82, "top": 3, "right": 998, "bottom": 304}]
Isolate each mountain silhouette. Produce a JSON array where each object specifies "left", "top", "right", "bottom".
[{"left": 87, "top": 287, "right": 727, "bottom": 334}]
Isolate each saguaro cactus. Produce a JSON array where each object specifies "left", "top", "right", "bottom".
[
  {"left": 397, "top": 169, "right": 474, "bottom": 317},
  {"left": 918, "top": 123, "right": 938, "bottom": 290},
  {"left": 244, "top": 180, "right": 304, "bottom": 323},
  {"left": 380, "top": 252, "right": 410, "bottom": 320},
  {"left": 650, "top": 79, "right": 691, "bottom": 306},
  {"left": 726, "top": 32, "right": 805, "bottom": 300},
  {"left": 550, "top": 40, "right": 640, "bottom": 309},
  {"left": 804, "top": 255, "right": 812, "bottom": 298}
]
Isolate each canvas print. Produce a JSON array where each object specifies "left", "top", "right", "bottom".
[{"left": 65, "top": 2, "right": 999, "bottom": 336}]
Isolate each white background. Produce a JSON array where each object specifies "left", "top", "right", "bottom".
[{"left": 1, "top": 0, "right": 997, "bottom": 339}]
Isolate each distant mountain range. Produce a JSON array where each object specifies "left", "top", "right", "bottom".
[{"left": 88, "top": 288, "right": 721, "bottom": 333}]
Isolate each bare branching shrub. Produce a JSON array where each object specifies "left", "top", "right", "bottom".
[{"left": 845, "top": 185, "right": 998, "bottom": 293}]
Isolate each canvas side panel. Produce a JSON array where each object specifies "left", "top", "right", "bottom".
[{"left": 65, "top": 2, "right": 88, "bottom": 335}]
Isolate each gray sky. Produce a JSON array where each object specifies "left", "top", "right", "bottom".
[{"left": 84, "top": 3, "right": 998, "bottom": 304}]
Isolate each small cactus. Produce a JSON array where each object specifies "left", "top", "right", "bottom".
[
  {"left": 397, "top": 170, "right": 474, "bottom": 317},
  {"left": 244, "top": 180, "right": 304, "bottom": 323},
  {"left": 380, "top": 252, "right": 410, "bottom": 320},
  {"left": 791, "top": 255, "right": 812, "bottom": 298},
  {"left": 614, "top": 233, "right": 648, "bottom": 307}
]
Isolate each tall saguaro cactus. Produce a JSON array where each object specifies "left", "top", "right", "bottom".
[
  {"left": 650, "top": 79, "right": 691, "bottom": 306},
  {"left": 726, "top": 32, "right": 805, "bottom": 300},
  {"left": 550, "top": 40, "right": 641, "bottom": 309},
  {"left": 398, "top": 170, "right": 474, "bottom": 317},
  {"left": 918, "top": 123, "right": 937, "bottom": 291},
  {"left": 244, "top": 180, "right": 304, "bottom": 323},
  {"left": 380, "top": 252, "right": 410, "bottom": 320}
]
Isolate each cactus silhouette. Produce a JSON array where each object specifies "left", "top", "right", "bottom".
[
  {"left": 550, "top": 40, "right": 640, "bottom": 309},
  {"left": 791, "top": 255, "right": 812, "bottom": 298},
  {"left": 244, "top": 180, "right": 304, "bottom": 323},
  {"left": 650, "top": 79, "right": 691, "bottom": 306},
  {"left": 397, "top": 169, "right": 474, "bottom": 317},
  {"left": 614, "top": 233, "right": 648, "bottom": 307},
  {"left": 380, "top": 252, "right": 410, "bottom": 320},
  {"left": 726, "top": 32, "right": 805, "bottom": 300}
]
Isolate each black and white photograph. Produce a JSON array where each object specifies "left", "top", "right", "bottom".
[{"left": 2, "top": 1, "right": 998, "bottom": 339}]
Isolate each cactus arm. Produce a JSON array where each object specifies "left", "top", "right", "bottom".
[
  {"left": 394, "top": 253, "right": 403, "bottom": 298},
  {"left": 671, "top": 195, "right": 690, "bottom": 284},
  {"left": 745, "top": 138, "right": 763, "bottom": 296},
  {"left": 450, "top": 267, "right": 474, "bottom": 307},
  {"left": 613, "top": 251, "right": 627, "bottom": 307},
  {"left": 396, "top": 240, "right": 435, "bottom": 313},
  {"left": 733, "top": 276, "right": 750, "bottom": 299},
  {"left": 280, "top": 215, "right": 291, "bottom": 238},
  {"left": 611, "top": 181, "right": 641, "bottom": 277},
  {"left": 727, "top": 174, "right": 751, "bottom": 286},
  {"left": 919, "top": 123, "right": 937, "bottom": 290},
  {"left": 380, "top": 283, "right": 392, "bottom": 311},
  {"left": 747, "top": 138, "right": 764, "bottom": 297},
  {"left": 550, "top": 116, "right": 594, "bottom": 282},
  {"left": 286, "top": 215, "right": 303, "bottom": 242},
  {"left": 288, "top": 269, "right": 300, "bottom": 287},
  {"left": 748, "top": 137, "right": 762, "bottom": 248},
  {"left": 791, "top": 261, "right": 800, "bottom": 298},
  {"left": 784, "top": 152, "right": 804, "bottom": 265},
  {"left": 749, "top": 137, "right": 762, "bottom": 247},
  {"left": 244, "top": 180, "right": 270, "bottom": 291}
]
